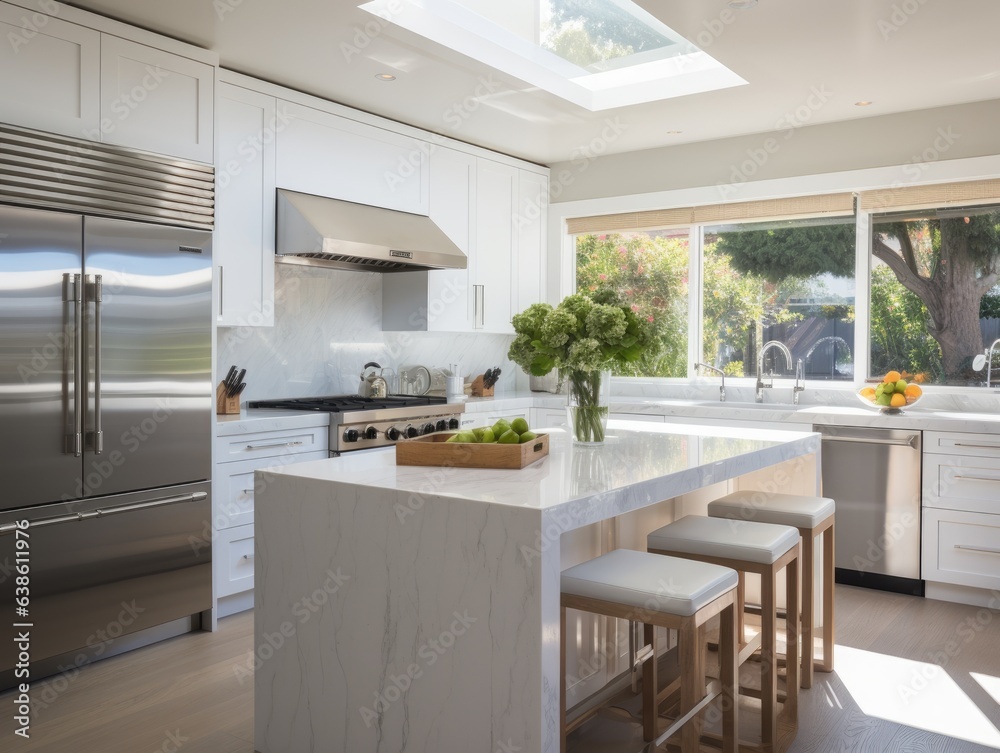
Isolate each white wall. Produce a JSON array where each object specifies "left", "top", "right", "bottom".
[{"left": 217, "top": 264, "right": 516, "bottom": 401}]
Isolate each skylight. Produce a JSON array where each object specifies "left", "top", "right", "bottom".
[{"left": 358, "top": 0, "right": 747, "bottom": 110}]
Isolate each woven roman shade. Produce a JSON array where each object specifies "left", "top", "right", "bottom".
[
  {"left": 566, "top": 193, "right": 854, "bottom": 235},
  {"left": 859, "top": 179, "right": 1000, "bottom": 213}
]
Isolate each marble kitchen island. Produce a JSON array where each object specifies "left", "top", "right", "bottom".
[{"left": 254, "top": 421, "right": 821, "bottom": 753}]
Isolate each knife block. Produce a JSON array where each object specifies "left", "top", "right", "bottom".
[
  {"left": 216, "top": 381, "right": 241, "bottom": 415},
  {"left": 470, "top": 374, "right": 494, "bottom": 397}
]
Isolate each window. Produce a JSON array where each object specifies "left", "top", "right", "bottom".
[
  {"left": 575, "top": 230, "right": 689, "bottom": 377},
  {"left": 702, "top": 217, "right": 856, "bottom": 380},
  {"left": 870, "top": 205, "right": 1000, "bottom": 385}
]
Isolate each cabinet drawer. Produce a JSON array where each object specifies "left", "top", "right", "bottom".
[
  {"left": 215, "top": 524, "right": 255, "bottom": 598},
  {"left": 924, "top": 431, "right": 1000, "bottom": 459},
  {"left": 214, "top": 450, "right": 328, "bottom": 529},
  {"left": 215, "top": 425, "right": 328, "bottom": 461},
  {"left": 922, "top": 508, "right": 1000, "bottom": 590},
  {"left": 923, "top": 454, "right": 1000, "bottom": 514}
]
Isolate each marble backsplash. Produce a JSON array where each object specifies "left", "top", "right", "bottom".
[{"left": 217, "top": 264, "right": 517, "bottom": 403}]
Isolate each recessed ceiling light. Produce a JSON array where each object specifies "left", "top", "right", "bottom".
[
  {"left": 666, "top": 130, "right": 683, "bottom": 134},
  {"left": 375, "top": 73, "right": 396, "bottom": 81},
  {"left": 855, "top": 100, "right": 873, "bottom": 106},
  {"left": 728, "top": 0, "right": 758, "bottom": 9}
]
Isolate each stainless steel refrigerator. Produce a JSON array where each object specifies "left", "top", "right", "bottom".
[{"left": 0, "top": 204, "right": 213, "bottom": 688}]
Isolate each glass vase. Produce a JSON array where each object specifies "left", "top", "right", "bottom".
[{"left": 565, "top": 369, "right": 611, "bottom": 445}]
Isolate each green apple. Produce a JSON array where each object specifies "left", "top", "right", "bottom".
[
  {"left": 497, "top": 429, "right": 519, "bottom": 444},
  {"left": 894, "top": 379, "right": 908, "bottom": 393},
  {"left": 492, "top": 419, "right": 511, "bottom": 436},
  {"left": 876, "top": 393, "right": 891, "bottom": 407},
  {"left": 518, "top": 431, "right": 538, "bottom": 444},
  {"left": 479, "top": 427, "right": 496, "bottom": 443},
  {"left": 510, "top": 417, "right": 529, "bottom": 435},
  {"left": 472, "top": 426, "right": 489, "bottom": 441}
]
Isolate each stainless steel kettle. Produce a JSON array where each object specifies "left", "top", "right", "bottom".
[{"left": 359, "top": 361, "right": 388, "bottom": 399}]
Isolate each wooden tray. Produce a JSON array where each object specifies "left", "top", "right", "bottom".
[{"left": 395, "top": 432, "right": 549, "bottom": 469}]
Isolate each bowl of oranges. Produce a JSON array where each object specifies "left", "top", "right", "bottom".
[{"left": 858, "top": 370, "right": 923, "bottom": 413}]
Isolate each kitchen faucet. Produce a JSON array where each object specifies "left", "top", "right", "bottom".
[
  {"left": 986, "top": 338, "right": 1000, "bottom": 387},
  {"left": 756, "top": 340, "right": 792, "bottom": 403},
  {"left": 793, "top": 359, "right": 805, "bottom": 405},
  {"left": 804, "top": 336, "right": 852, "bottom": 379},
  {"left": 694, "top": 362, "right": 726, "bottom": 402}
]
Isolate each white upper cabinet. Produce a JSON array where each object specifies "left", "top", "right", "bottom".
[
  {"left": 0, "top": 3, "right": 100, "bottom": 138},
  {"left": 99, "top": 35, "right": 214, "bottom": 163},
  {"left": 475, "top": 158, "right": 517, "bottom": 334},
  {"left": 516, "top": 170, "right": 548, "bottom": 315},
  {"left": 215, "top": 83, "right": 278, "bottom": 327},
  {"left": 276, "top": 102, "right": 429, "bottom": 215}
]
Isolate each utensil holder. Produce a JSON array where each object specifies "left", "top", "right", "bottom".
[
  {"left": 216, "top": 381, "right": 241, "bottom": 415},
  {"left": 471, "top": 374, "right": 494, "bottom": 397}
]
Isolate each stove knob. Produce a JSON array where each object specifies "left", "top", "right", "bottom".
[
  {"left": 343, "top": 428, "right": 360, "bottom": 443},
  {"left": 364, "top": 425, "right": 379, "bottom": 440},
  {"left": 436, "top": 419, "right": 447, "bottom": 432},
  {"left": 448, "top": 418, "right": 460, "bottom": 430},
  {"left": 405, "top": 425, "right": 419, "bottom": 439},
  {"left": 386, "top": 426, "right": 403, "bottom": 441},
  {"left": 421, "top": 423, "right": 436, "bottom": 435}
]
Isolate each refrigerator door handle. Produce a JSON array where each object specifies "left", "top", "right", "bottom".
[
  {"left": 65, "top": 273, "right": 84, "bottom": 457},
  {"left": 0, "top": 491, "right": 208, "bottom": 534},
  {"left": 86, "top": 274, "right": 104, "bottom": 454}
]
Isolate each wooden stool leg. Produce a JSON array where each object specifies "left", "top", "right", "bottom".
[
  {"left": 785, "top": 553, "right": 800, "bottom": 724},
  {"left": 800, "top": 528, "right": 815, "bottom": 689},
  {"left": 560, "top": 607, "right": 567, "bottom": 753},
  {"left": 737, "top": 570, "right": 746, "bottom": 648},
  {"left": 820, "top": 523, "right": 835, "bottom": 673},
  {"left": 642, "top": 623, "right": 658, "bottom": 742},
  {"left": 720, "top": 602, "right": 739, "bottom": 753},
  {"left": 680, "top": 620, "right": 700, "bottom": 753},
  {"left": 760, "top": 565, "right": 778, "bottom": 749}
]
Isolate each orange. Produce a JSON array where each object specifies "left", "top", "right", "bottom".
[
  {"left": 883, "top": 370, "right": 901, "bottom": 384},
  {"left": 860, "top": 387, "right": 876, "bottom": 400},
  {"left": 890, "top": 393, "right": 906, "bottom": 408},
  {"left": 904, "top": 383, "right": 922, "bottom": 399}
]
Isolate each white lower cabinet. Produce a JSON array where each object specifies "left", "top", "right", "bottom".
[
  {"left": 213, "top": 422, "right": 329, "bottom": 617},
  {"left": 923, "top": 430, "right": 1000, "bottom": 595},
  {"left": 460, "top": 408, "right": 530, "bottom": 430}
]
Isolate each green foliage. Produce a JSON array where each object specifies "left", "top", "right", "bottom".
[
  {"left": 982, "top": 291, "right": 1000, "bottom": 319},
  {"left": 869, "top": 265, "right": 943, "bottom": 381},
  {"left": 574, "top": 232, "right": 688, "bottom": 377},
  {"left": 545, "top": 25, "right": 633, "bottom": 68},
  {"left": 546, "top": 0, "right": 666, "bottom": 58},
  {"left": 508, "top": 281, "right": 656, "bottom": 377},
  {"left": 716, "top": 224, "right": 856, "bottom": 283}
]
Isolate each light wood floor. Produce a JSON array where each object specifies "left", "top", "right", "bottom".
[{"left": 1, "top": 586, "right": 999, "bottom": 752}]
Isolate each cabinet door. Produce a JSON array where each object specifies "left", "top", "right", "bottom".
[
  {"left": 0, "top": 4, "right": 100, "bottom": 138},
  {"left": 276, "top": 102, "right": 429, "bottom": 214},
  {"left": 99, "top": 35, "right": 214, "bottom": 162},
  {"left": 475, "top": 158, "right": 516, "bottom": 333},
  {"left": 515, "top": 170, "right": 548, "bottom": 314},
  {"left": 216, "top": 83, "right": 278, "bottom": 327},
  {"left": 425, "top": 146, "right": 475, "bottom": 331}
]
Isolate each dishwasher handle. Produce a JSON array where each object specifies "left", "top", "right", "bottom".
[
  {"left": 0, "top": 491, "right": 208, "bottom": 535},
  {"left": 821, "top": 434, "right": 918, "bottom": 449}
]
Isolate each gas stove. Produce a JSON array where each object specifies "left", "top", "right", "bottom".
[{"left": 247, "top": 394, "right": 465, "bottom": 454}]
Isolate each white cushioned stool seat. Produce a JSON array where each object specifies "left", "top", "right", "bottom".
[
  {"left": 708, "top": 492, "right": 835, "bottom": 530},
  {"left": 647, "top": 515, "right": 799, "bottom": 565},
  {"left": 561, "top": 548, "right": 738, "bottom": 617}
]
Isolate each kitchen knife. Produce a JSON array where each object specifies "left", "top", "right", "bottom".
[
  {"left": 234, "top": 382, "right": 247, "bottom": 396},
  {"left": 223, "top": 365, "right": 237, "bottom": 392},
  {"left": 230, "top": 368, "right": 247, "bottom": 397}
]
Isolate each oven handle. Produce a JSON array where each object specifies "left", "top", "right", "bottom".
[{"left": 821, "top": 434, "right": 918, "bottom": 449}]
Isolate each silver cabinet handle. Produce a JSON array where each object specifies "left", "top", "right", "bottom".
[
  {"left": 473, "top": 284, "right": 484, "bottom": 329},
  {"left": 952, "top": 474, "right": 1000, "bottom": 483},
  {"left": 953, "top": 443, "right": 1000, "bottom": 451},
  {"left": 0, "top": 491, "right": 208, "bottom": 535},
  {"left": 87, "top": 274, "right": 103, "bottom": 454},
  {"left": 241, "top": 488, "right": 255, "bottom": 495},
  {"left": 242, "top": 553, "right": 253, "bottom": 560},
  {"left": 65, "top": 273, "right": 83, "bottom": 456},
  {"left": 245, "top": 440, "right": 304, "bottom": 451},
  {"left": 822, "top": 434, "right": 918, "bottom": 448},
  {"left": 954, "top": 544, "right": 1000, "bottom": 555}
]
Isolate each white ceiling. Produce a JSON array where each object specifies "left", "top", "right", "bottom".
[{"left": 66, "top": 0, "right": 1000, "bottom": 165}]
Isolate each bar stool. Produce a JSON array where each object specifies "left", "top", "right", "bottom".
[
  {"left": 561, "top": 548, "right": 739, "bottom": 753},
  {"left": 708, "top": 491, "right": 835, "bottom": 689},
  {"left": 647, "top": 515, "right": 800, "bottom": 753}
]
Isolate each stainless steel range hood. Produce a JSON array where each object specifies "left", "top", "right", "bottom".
[{"left": 275, "top": 189, "right": 467, "bottom": 272}]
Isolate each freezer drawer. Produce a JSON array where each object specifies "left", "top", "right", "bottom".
[{"left": 0, "top": 482, "right": 211, "bottom": 688}]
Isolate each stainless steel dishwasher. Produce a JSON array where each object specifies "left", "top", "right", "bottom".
[{"left": 816, "top": 425, "right": 924, "bottom": 596}]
